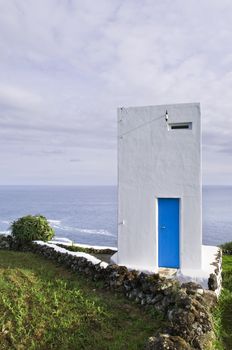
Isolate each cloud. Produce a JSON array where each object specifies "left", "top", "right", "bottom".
[
  {"left": 0, "top": 84, "right": 42, "bottom": 111},
  {"left": 69, "top": 158, "right": 81, "bottom": 162},
  {"left": 219, "top": 147, "right": 232, "bottom": 155},
  {"left": 0, "top": 0, "right": 231, "bottom": 184}
]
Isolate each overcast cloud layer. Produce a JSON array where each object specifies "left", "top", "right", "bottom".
[{"left": 0, "top": 0, "right": 231, "bottom": 185}]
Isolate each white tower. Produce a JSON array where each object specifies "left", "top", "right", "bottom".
[{"left": 114, "top": 103, "right": 202, "bottom": 273}]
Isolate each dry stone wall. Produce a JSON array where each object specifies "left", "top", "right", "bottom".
[{"left": 208, "top": 249, "right": 222, "bottom": 295}]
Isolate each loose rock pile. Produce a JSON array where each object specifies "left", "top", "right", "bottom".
[{"left": 0, "top": 235, "right": 218, "bottom": 349}]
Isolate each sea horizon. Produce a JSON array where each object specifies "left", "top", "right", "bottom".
[
  {"left": 0, "top": 185, "right": 231, "bottom": 248},
  {"left": 0, "top": 184, "right": 231, "bottom": 186}
]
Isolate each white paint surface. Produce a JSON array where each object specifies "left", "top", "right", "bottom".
[{"left": 116, "top": 103, "right": 202, "bottom": 272}]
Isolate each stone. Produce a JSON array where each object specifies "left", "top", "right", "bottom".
[
  {"left": 0, "top": 240, "right": 10, "bottom": 249},
  {"left": 208, "top": 273, "right": 218, "bottom": 291},
  {"left": 145, "top": 334, "right": 191, "bottom": 350},
  {"left": 149, "top": 294, "right": 163, "bottom": 305},
  {"left": 181, "top": 282, "right": 203, "bottom": 295},
  {"left": 196, "top": 288, "right": 204, "bottom": 295},
  {"left": 0, "top": 234, "right": 13, "bottom": 249},
  {"left": 203, "top": 290, "right": 217, "bottom": 310}
]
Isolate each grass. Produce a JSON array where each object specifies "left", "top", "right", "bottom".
[
  {"left": 56, "top": 243, "right": 115, "bottom": 255},
  {"left": 56, "top": 243, "right": 115, "bottom": 264},
  {"left": 214, "top": 254, "right": 232, "bottom": 349},
  {"left": 0, "top": 250, "right": 164, "bottom": 350}
]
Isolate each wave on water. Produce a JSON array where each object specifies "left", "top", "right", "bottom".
[
  {"left": 0, "top": 220, "right": 10, "bottom": 224},
  {"left": 48, "top": 219, "right": 113, "bottom": 237},
  {"left": 0, "top": 218, "right": 113, "bottom": 238},
  {"left": 0, "top": 220, "right": 11, "bottom": 235},
  {"left": 57, "top": 226, "right": 113, "bottom": 237},
  {"left": 75, "top": 228, "right": 113, "bottom": 236},
  {"left": 0, "top": 230, "right": 10, "bottom": 235},
  {"left": 48, "top": 219, "right": 62, "bottom": 225}
]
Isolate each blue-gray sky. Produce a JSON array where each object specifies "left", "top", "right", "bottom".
[{"left": 0, "top": 0, "right": 231, "bottom": 185}]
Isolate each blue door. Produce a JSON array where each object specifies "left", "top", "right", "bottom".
[{"left": 158, "top": 198, "right": 180, "bottom": 268}]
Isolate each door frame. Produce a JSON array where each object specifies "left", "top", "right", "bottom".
[{"left": 155, "top": 196, "right": 182, "bottom": 269}]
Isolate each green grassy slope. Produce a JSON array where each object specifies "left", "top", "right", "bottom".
[
  {"left": 0, "top": 251, "right": 163, "bottom": 350},
  {"left": 214, "top": 255, "right": 232, "bottom": 349}
]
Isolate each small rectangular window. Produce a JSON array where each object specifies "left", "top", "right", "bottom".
[{"left": 168, "top": 122, "right": 192, "bottom": 130}]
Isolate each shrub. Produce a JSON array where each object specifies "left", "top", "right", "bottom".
[
  {"left": 221, "top": 242, "right": 232, "bottom": 255},
  {"left": 11, "top": 215, "right": 54, "bottom": 243}
]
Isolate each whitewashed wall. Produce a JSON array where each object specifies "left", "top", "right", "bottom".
[{"left": 116, "top": 103, "right": 202, "bottom": 272}]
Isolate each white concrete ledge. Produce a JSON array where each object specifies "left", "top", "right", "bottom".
[
  {"left": 34, "top": 240, "right": 109, "bottom": 267},
  {"left": 49, "top": 237, "right": 117, "bottom": 251},
  {"left": 176, "top": 245, "right": 222, "bottom": 296}
]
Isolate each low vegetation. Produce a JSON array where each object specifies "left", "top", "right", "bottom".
[
  {"left": 11, "top": 215, "right": 54, "bottom": 243},
  {"left": 57, "top": 243, "right": 115, "bottom": 255},
  {"left": 0, "top": 250, "right": 164, "bottom": 350},
  {"left": 220, "top": 241, "right": 232, "bottom": 254},
  {"left": 214, "top": 250, "right": 232, "bottom": 349},
  {"left": 56, "top": 243, "right": 115, "bottom": 263}
]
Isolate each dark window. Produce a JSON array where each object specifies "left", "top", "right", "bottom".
[
  {"left": 171, "top": 124, "right": 189, "bottom": 129},
  {"left": 168, "top": 122, "right": 192, "bottom": 130}
]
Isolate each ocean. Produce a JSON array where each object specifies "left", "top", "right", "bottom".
[{"left": 0, "top": 185, "right": 231, "bottom": 247}]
